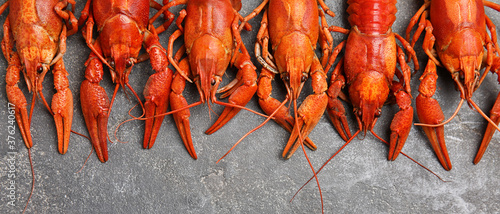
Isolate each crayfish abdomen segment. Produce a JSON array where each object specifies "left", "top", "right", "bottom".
[
  {"left": 346, "top": 0, "right": 397, "bottom": 35},
  {"left": 92, "top": 0, "right": 150, "bottom": 28}
]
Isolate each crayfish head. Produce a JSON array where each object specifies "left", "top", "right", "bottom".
[
  {"left": 19, "top": 46, "right": 50, "bottom": 95},
  {"left": 439, "top": 28, "right": 483, "bottom": 101},
  {"left": 280, "top": 57, "right": 309, "bottom": 101},
  {"left": 190, "top": 35, "right": 229, "bottom": 104},
  {"left": 108, "top": 44, "right": 137, "bottom": 89},
  {"left": 99, "top": 15, "right": 142, "bottom": 89},
  {"left": 274, "top": 32, "right": 314, "bottom": 101},
  {"left": 354, "top": 101, "right": 382, "bottom": 138},
  {"left": 450, "top": 55, "right": 481, "bottom": 102},
  {"left": 193, "top": 58, "right": 221, "bottom": 104},
  {"left": 349, "top": 71, "right": 388, "bottom": 136}
]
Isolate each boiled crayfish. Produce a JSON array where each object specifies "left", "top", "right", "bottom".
[
  {"left": 325, "top": 0, "right": 419, "bottom": 161},
  {"left": 78, "top": 0, "right": 173, "bottom": 162},
  {"left": 406, "top": 0, "right": 500, "bottom": 170},
  {"left": 159, "top": 0, "right": 257, "bottom": 159},
  {"left": 1, "top": 0, "right": 77, "bottom": 154},
  {"left": 0, "top": 0, "right": 78, "bottom": 212},
  {"left": 228, "top": 0, "right": 335, "bottom": 160},
  {"left": 290, "top": 1, "right": 419, "bottom": 212}
]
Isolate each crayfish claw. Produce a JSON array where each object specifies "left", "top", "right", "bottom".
[
  {"left": 51, "top": 90, "right": 73, "bottom": 154},
  {"left": 80, "top": 80, "right": 110, "bottom": 163},
  {"left": 388, "top": 86, "right": 413, "bottom": 161},
  {"left": 174, "top": 115, "right": 197, "bottom": 160},
  {"left": 416, "top": 95, "right": 451, "bottom": 170},
  {"left": 143, "top": 71, "right": 172, "bottom": 149},
  {"left": 9, "top": 98, "right": 33, "bottom": 149},
  {"left": 206, "top": 65, "right": 257, "bottom": 135},
  {"left": 475, "top": 92, "right": 500, "bottom": 164},
  {"left": 51, "top": 60, "right": 73, "bottom": 154},
  {"left": 170, "top": 80, "right": 198, "bottom": 159},
  {"left": 283, "top": 93, "right": 328, "bottom": 159},
  {"left": 388, "top": 108, "right": 413, "bottom": 161},
  {"left": 327, "top": 98, "right": 351, "bottom": 141},
  {"left": 5, "top": 52, "right": 33, "bottom": 149}
]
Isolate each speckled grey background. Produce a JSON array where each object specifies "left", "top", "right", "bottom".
[{"left": 0, "top": 0, "right": 499, "bottom": 213}]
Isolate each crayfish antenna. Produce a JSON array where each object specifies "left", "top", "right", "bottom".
[
  {"left": 291, "top": 130, "right": 360, "bottom": 204},
  {"left": 109, "top": 84, "right": 120, "bottom": 118},
  {"left": 65, "top": 130, "right": 93, "bottom": 173},
  {"left": 370, "top": 130, "right": 447, "bottom": 182},
  {"left": 21, "top": 94, "right": 37, "bottom": 214},
  {"left": 23, "top": 149, "right": 35, "bottom": 214},
  {"left": 75, "top": 146, "right": 94, "bottom": 174},
  {"left": 114, "top": 101, "right": 204, "bottom": 144},
  {"left": 292, "top": 128, "right": 447, "bottom": 210},
  {"left": 291, "top": 99, "right": 324, "bottom": 214},
  {"left": 213, "top": 100, "right": 272, "bottom": 118},
  {"left": 126, "top": 83, "right": 145, "bottom": 113},
  {"left": 469, "top": 99, "right": 500, "bottom": 133},
  {"left": 114, "top": 104, "right": 145, "bottom": 144},
  {"left": 216, "top": 98, "right": 289, "bottom": 163},
  {"left": 110, "top": 83, "right": 146, "bottom": 144}
]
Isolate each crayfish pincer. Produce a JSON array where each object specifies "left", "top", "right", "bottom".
[{"left": 78, "top": 0, "right": 173, "bottom": 162}]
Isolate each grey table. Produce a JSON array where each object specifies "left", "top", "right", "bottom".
[{"left": 1, "top": 0, "right": 500, "bottom": 213}]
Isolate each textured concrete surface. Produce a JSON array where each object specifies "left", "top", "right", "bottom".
[{"left": 1, "top": 0, "right": 500, "bottom": 213}]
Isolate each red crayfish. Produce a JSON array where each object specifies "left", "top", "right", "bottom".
[
  {"left": 221, "top": 0, "right": 335, "bottom": 161},
  {"left": 406, "top": 0, "right": 500, "bottom": 170},
  {"left": 0, "top": 0, "right": 78, "bottom": 212},
  {"left": 292, "top": 0, "right": 420, "bottom": 212},
  {"left": 1, "top": 0, "right": 77, "bottom": 155},
  {"left": 78, "top": 0, "right": 173, "bottom": 162},
  {"left": 157, "top": 0, "right": 258, "bottom": 159},
  {"left": 326, "top": 0, "right": 419, "bottom": 162}
]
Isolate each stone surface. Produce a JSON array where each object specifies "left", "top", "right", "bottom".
[{"left": 1, "top": 0, "right": 500, "bottom": 213}]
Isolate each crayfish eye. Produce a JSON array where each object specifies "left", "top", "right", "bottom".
[
  {"left": 301, "top": 75, "right": 307, "bottom": 82},
  {"left": 282, "top": 73, "right": 290, "bottom": 82},
  {"left": 375, "top": 109, "right": 382, "bottom": 118},
  {"left": 357, "top": 110, "right": 362, "bottom": 117},
  {"left": 36, "top": 66, "right": 43, "bottom": 73},
  {"left": 109, "top": 60, "right": 115, "bottom": 68},
  {"left": 211, "top": 79, "right": 216, "bottom": 86},
  {"left": 126, "top": 59, "right": 133, "bottom": 68}
]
